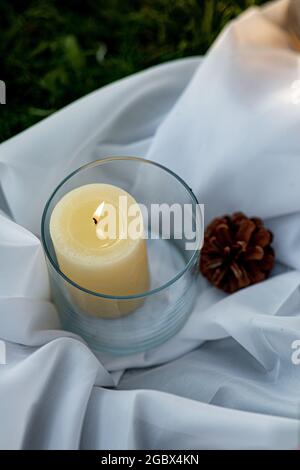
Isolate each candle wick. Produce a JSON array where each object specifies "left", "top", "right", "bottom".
[{"left": 93, "top": 217, "right": 97, "bottom": 225}]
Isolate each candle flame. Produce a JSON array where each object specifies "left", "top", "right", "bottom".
[{"left": 93, "top": 201, "right": 105, "bottom": 225}]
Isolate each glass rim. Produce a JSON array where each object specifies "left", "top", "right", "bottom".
[{"left": 41, "top": 156, "right": 202, "bottom": 300}]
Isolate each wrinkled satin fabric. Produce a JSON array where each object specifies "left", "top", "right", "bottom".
[{"left": 1, "top": 0, "right": 300, "bottom": 449}]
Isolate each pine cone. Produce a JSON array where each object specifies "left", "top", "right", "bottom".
[
  {"left": 287, "top": 0, "right": 300, "bottom": 52},
  {"left": 200, "top": 212, "right": 275, "bottom": 293}
]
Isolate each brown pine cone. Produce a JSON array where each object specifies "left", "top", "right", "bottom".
[
  {"left": 200, "top": 212, "right": 275, "bottom": 293},
  {"left": 287, "top": 0, "right": 300, "bottom": 52}
]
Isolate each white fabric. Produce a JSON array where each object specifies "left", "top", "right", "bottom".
[{"left": 1, "top": 0, "right": 300, "bottom": 449}]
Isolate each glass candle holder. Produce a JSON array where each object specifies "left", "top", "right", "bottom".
[{"left": 41, "top": 157, "right": 203, "bottom": 355}]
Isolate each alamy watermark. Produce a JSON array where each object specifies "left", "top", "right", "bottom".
[
  {"left": 92, "top": 197, "right": 204, "bottom": 251},
  {"left": 291, "top": 340, "right": 300, "bottom": 365},
  {"left": 0, "top": 80, "right": 6, "bottom": 104},
  {"left": 291, "top": 80, "right": 300, "bottom": 105},
  {"left": 0, "top": 340, "right": 6, "bottom": 365}
]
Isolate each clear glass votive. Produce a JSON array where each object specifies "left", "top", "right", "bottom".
[{"left": 41, "top": 157, "right": 203, "bottom": 355}]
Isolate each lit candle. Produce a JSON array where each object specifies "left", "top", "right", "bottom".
[{"left": 50, "top": 183, "right": 150, "bottom": 317}]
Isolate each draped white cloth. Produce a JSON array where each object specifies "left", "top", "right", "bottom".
[{"left": 1, "top": 0, "right": 300, "bottom": 449}]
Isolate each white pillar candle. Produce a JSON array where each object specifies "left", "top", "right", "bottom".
[{"left": 50, "top": 183, "right": 150, "bottom": 317}]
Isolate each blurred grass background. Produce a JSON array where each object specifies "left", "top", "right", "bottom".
[{"left": 0, "top": 0, "right": 267, "bottom": 142}]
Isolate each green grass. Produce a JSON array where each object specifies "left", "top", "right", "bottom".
[{"left": 0, "top": 0, "right": 267, "bottom": 142}]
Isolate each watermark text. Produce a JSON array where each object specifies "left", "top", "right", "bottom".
[{"left": 0, "top": 80, "right": 6, "bottom": 104}]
